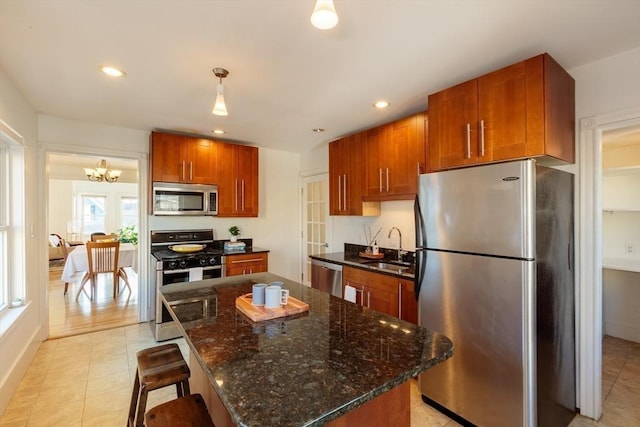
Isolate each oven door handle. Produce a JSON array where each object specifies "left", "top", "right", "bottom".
[{"left": 162, "top": 265, "right": 222, "bottom": 274}]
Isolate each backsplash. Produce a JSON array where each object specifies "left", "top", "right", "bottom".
[{"left": 344, "top": 243, "right": 415, "bottom": 265}]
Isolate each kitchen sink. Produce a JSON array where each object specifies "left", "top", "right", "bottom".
[{"left": 364, "top": 261, "right": 412, "bottom": 274}]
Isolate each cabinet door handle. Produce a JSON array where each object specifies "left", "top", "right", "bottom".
[
  {"left": 338, "top": 175, "right": 342, "bottom": 211},
  {"left": 241, "top": 179, "right": 245, "bottom": 212},
  {"left": 386, "top": 168, "right": 389, "bottom": 192},
  {"left": 417, "top": 162, "right": 421, "bottom": 175},
  {"left": 479, "top": 119, "right": 485, "bottom": 157},
  {"left": 466, "top": 123, "right": 472, "bottom": 159},
  {"left": 235, "top": 179, "right": 239, "bottom": 212},
  {"left": 181, "top": 161, "right": 186, "bottom": 181},
  {"left": 189, "top": 161, "right": 193, "bottom": 181},
  {"left": 379, "top": 168, "right": 383, "bottom": 192},
  {"left": 398, "top": 282, "right": 403, "bottom": 319},
  {"left": 367, "top": 291, "right": 371, "bottom": 308},
  {"left": 343, "top": 174, "right": 347, "bottom": 211}
]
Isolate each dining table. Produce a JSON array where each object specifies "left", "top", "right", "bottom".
[{"left": 61, "top": 242, "right": 138, "bottom": 283}]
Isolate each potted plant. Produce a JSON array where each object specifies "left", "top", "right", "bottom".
[
  {"left": 228, "top": 226, "right": 240, "bottom": 242},
  {"left": 117, "top": 224, "right": 138, "bottom": 244}
]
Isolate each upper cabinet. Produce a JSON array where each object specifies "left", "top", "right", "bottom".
[
  {"left": 217, "top": 143, "right": 259, "bottom": 217},
  {"left": 329, "top": 133, "right": 379, "bottom": 216},
  {"left": 150, "top": 131, "right": 259, "bottom": 217},
  {"left": 151, "top": 131, "right": 217, "bottom": 184},
  {"left": 428, "top": 53, "right": 575, "bottom": 171},
  {"left": 365, "top": 112, "right": 426, "bottom": 199}
]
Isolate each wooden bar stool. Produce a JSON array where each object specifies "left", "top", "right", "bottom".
[
  {"left": 145, "top": 393, "right": 214, "bottom": 427},
  {"left": 128, "top": 343, "right": 191, "bottom": 427}
]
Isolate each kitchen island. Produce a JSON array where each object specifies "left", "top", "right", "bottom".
[{"left": 159, "top": 272, "right": 453, "bottom": 426}]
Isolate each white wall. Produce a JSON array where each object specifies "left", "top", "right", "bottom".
[
  {"left": 48, "top": 179, "right": 74, "bottom": 238},
  {"left": 0, "top": 68, "right": 42, "bottom": 415},
  {"left": 148, "top": 147, "right": 301, "bottom": 281}
]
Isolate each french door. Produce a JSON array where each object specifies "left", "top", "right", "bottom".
[{"left": 301, "top": 174, "right": 331, "bottom": 286}]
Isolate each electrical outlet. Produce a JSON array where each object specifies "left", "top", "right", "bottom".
[{"left": 624, "top": 242, "right": 635, "bottom": 254}]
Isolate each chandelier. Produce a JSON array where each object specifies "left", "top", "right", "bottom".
[{"left": 83, "top": 159, "right": 122, "bottom": 183}]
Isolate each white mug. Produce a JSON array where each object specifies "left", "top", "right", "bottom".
[{"left": 265, "top": 285, "right": 289, "bottom": 309}]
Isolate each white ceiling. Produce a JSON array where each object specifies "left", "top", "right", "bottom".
[{"left": 0, "top": 1, "right": 639, "bottom": 154}]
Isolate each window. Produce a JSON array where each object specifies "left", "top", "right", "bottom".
[
  {"left": 0, "top": 144, "right": 8, "bottom": 310},
  {"left": 81, "top": 195, "right": 106, "bottom": 236},
  {"left": 0, "top": 126, "right": 25, "bottom": 312},
  {"left": 120, "top": 197, "right": 138, "bottom": 229}
]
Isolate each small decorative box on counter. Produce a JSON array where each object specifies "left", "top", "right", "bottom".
[{"left": 224, "top": 241, "right": 246, "bottom": 252}]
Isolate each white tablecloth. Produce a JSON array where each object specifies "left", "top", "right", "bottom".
[{"left": 61, "top": 243, "right": 138, "bottom": 282}]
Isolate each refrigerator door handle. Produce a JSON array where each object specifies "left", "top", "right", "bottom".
[{"left": 414, "top": 196, "right": 428, "bottom": 299}]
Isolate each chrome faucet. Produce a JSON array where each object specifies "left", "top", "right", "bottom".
[{"left": 388, "top": 227, "right": 404, "bottom": 262}]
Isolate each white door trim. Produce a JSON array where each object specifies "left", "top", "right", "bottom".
[
  {"left": 577, "top": 105, "right": 640, "bottom": 419},
  {"left": 38, "top": 143, "right": 149, "bottom": 341}
]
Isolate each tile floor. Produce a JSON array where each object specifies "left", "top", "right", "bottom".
[{"left": 0, "top": 324, "right": 637, "bottom": 426}]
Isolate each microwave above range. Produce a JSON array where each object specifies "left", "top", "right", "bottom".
[{"left": 152, "top": 182, "right": 218, "bottom": 216}]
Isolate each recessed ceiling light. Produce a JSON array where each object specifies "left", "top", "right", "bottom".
[
  {"left": 212, "top": 129, "right": 225, "bottom": 135},
  {"left": 373, "top": 100, "right": 390, "bottom": 109},
  {"left": 312, "top": 128, "right": 325, "bottom": 133},
  {"left": 100, "top": 66, "right": 126, "bottom": 77}
]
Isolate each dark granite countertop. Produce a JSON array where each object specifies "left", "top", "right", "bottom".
[
  {"left": 310, "top": 243, "right": 416, "bottom": 279},
  {"left": 213, "top": 238, "right": 270, "bottom": 256},
  {"left": 222, "top": 246, "right": 270, "bottom": 256},
  {"left": 160, "top": 272, "right": 453, "bottom": 427}
]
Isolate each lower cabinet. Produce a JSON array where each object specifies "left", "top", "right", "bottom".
[
  {"left": 224, "top": 252, "right": 268, "bottom": 277},
  {"left": 342, "top": 266, "right": 417, "bottom": 324}
]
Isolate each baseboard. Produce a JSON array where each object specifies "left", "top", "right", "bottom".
[{"left": 604, "top": 320, "right": 640, "bottom": 343}]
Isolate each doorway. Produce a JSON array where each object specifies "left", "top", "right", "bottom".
[
  {"left": 300, "top": 173, "right": 332, "bottom": 286},
  {"left": 578, "top": 107, "right": 640, "bottom": 419},
  {"left": 46, "top": 152, "right": 140, "bottom": 338}
]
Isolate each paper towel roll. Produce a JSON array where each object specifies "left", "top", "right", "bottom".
[
  {"left": 189, "top": 267, "right": 203, "bottom": 282},
  {"left": 344, "top": 285, "right": 357, "bottom": 303}
]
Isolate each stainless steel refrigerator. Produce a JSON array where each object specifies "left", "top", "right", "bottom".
[{"left": 415, "top": 159, "right": 575, "bottom": 427}]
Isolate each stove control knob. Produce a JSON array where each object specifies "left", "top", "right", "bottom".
[
  {"left": 167, "top": 261, "right": 178, "bottom": 270},
  {"left": 179, "top": 259, "right": 188, "bottom": 269},
  {"left": 199, "top": 257, "right": 208, "bottom": 266},
  {"left": 208, "top": 257, "right": 218, "bottom": 265}
]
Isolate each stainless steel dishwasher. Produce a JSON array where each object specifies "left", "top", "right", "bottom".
[{"left": 310, "top": 259, "right": 343, "bottom": 298}]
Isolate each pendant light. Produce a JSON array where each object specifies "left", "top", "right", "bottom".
[
  {"left": 212, "top": 68, "right": 229, "bottom": 116},
  {"left": 311, "top": 0, "right": 339, "bottom": 30}
]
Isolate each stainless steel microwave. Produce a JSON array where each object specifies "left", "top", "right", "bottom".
[{"left": 152, "top": 182, "right": 218, "bottom": 216}]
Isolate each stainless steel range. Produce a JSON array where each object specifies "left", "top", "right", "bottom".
[{"left": 151, "top": 229, "right": 224, "bottom": 341}]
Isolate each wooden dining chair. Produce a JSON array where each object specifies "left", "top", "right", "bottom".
[
  {"left": 75, "top": 241, "right": 129, "bottom": 300},
  {"left": 91, "top": 232, "right": 117, "bottom": 242}
]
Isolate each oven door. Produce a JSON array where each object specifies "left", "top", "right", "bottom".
[{"left": 155, "top": 265, "right": 222, "bottom": 341}]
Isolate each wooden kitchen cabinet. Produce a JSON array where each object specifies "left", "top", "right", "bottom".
[
  {"left": 151, "top": 131, "right": 218, "bottom": 184},
  {"left": 398, "top": 277, "right": 418, "bottom": 324},
  {"left": 365, "top": 112, "right": 426, "bottom": 200},
  {"left": 428, "top": 53, "right": 574, "bottom": 171},
  {"left": 343, "top": 266, "right": 399, "bottom": 318},
  {"left": 217, "top": 143, "right": 259, "bottom": 217},
  {"left": 329, "top": 134, "right": 379, "bottom": 216},
  {"left": 224, "top": 252, "right": 268, "bottom": 276}
]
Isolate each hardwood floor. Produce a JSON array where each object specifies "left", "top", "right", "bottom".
[{"left": 48, "top": 261, "right": 139, "bottom": 339}]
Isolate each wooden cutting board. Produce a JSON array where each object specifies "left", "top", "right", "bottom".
[{"left": 235, "top": 293, "right": 309, "bottom": 322}]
